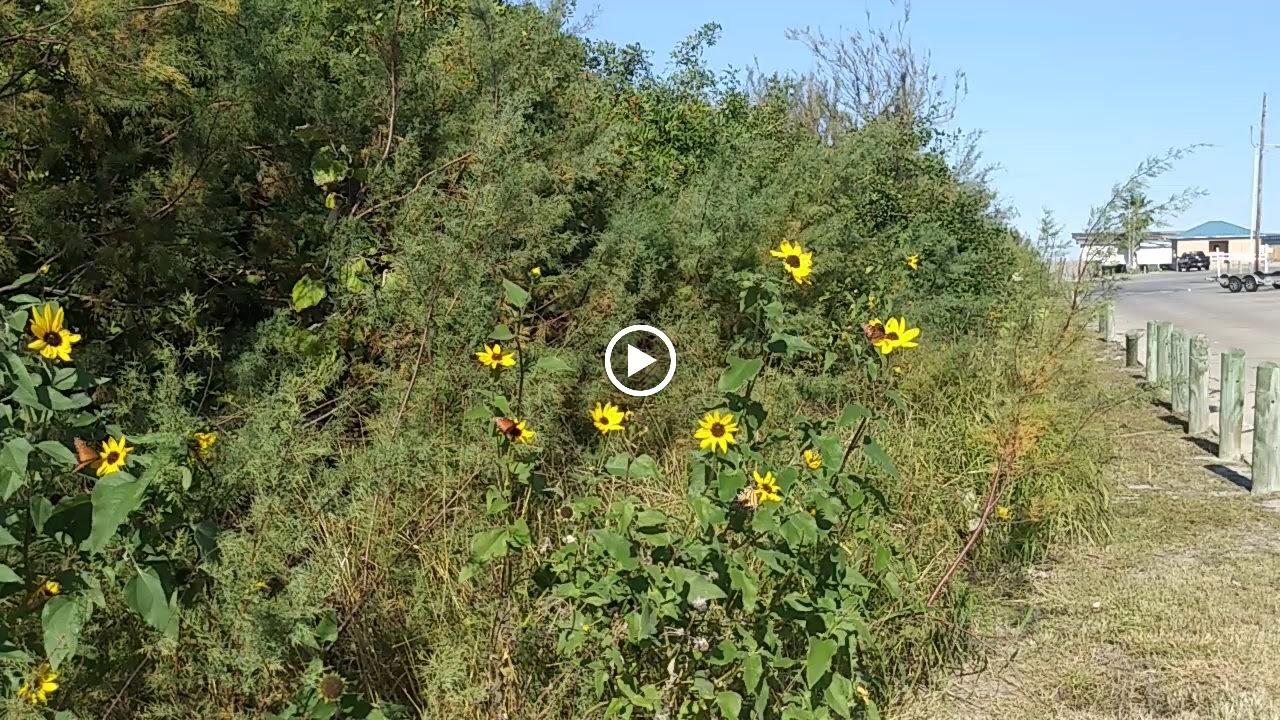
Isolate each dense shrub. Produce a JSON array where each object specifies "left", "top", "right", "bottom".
[{"left": 0, "top": 1, "right": 1109, "bottom": 718}]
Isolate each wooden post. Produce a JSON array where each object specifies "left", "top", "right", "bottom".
[
  {"left": 1125, "top": 330, "right": 1140, "bottom": 368},
  {"left": 1188, "top": 334, "right": 1210, "bottom": 434},
  {"left": 1097, "top": 302, "right": 1113, "bottom": 340},
  {"left": 1156, "top": 321, "right": 1172, "bottom": 387},
  {"left": 1171, "top": 327, "right": 1189, "bottom": 412},
  {"left": 1145, "top": 321, "right": 1159, "bottom": 382},
  {"left": 1253, "top": 361, "right": 1280, "bottom": 494},
  {"left": 1220, "top": 349, "right": 1247, "bottom": 460}
]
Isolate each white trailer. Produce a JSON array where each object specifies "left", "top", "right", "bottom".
[{"left": 1094, "top": 243, "right": 1172, "bottom": 273}]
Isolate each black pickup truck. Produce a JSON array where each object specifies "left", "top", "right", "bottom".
[{"left": 1176, "top": 251, "right": 1209, "bottom": 271}]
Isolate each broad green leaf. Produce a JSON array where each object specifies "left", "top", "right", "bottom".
[
  {"left": 837, "top": 402, "right": 873, "bottom": 427},
  {"left": 805, "top": 637, "right": 837, "bottom": 688},
  {"left": 36, "top": 440, "right": 75, "bottom": 469},
  {"left": 124, "top": 567, "right": 174, "bottom": 635},
  {"left": 780, "top": 512, "right": 819, "bottom": 547},
  {"left": 2, "top": 352, "right": 34, "bottom": 396},
  {"left": 718, "top": 356, "right": 764, "bottom": 393},
  {"left": 310, "top": 146, "right": 349, "bottom": 187},
  {"left": 668, "top": 566, "right": 726, "bottom": 603},
  {"left": 315, "top": 610, "right": 339, "bottom": 644},
  {"left": 715, "top": 691, "right": 743, "bottom": 718},
  {"left": 0, "top": 437, "right": 32, "bottom": 499},
  {"left": 42, "top": 596, "right": 86, "bottom": 671},
  {"left": 290, "top": 276, "right": 327, "bottom": 312},
  {"left": 338, "top": 258, "right": 371, "bottom": 293},
  {"left": 502, "top": 280, "right": 530, "bottom": 309},
  {"left": 534, "top": 355, "right": 571, "bottom": 373},
  {"left": 469, "top": 527, "right": 509, "bottom": 564},
  {"left": 0, "top": 564, "right": 19, "bottom": 583},
  {"left": 30, "top": 495, "right": 52, "bottom": 534},
  {"left": 744, "top": 652, "right": 764, "bottom": 692},
  {"left": 0, "top": 525, "right": 16, "bottom": 546},
  {"left": 729, "top": 567, "right": 758, "bottom": 610},
  {"left": 463, "top": 404, "right": 491, "bottom": 422},
  {"left": 716, "top": 469, "right": 747, "bottom": 503},
  {"left": 508, "top": 518, "right": 531, "bottom": 548},
  {"left": 489, "top": 324, "right": 515, "bottom": 341},
  {"left": 862, "top": 438, "right": 899, "bottom": 479},
  {"left": 766, "top": 333, "right": 818, "bottom": 355},
  {"left": 824, "top": 672, "right": 854, "bottom": 718},
  {"left": 604, "top": 453, "right": 657, "bottom": 480},
  {"left": 85, "top": 471, "right": 149, "bottom": 553},
  {"left": 590, "top": 530, "right": 634, "bottom": 566}
]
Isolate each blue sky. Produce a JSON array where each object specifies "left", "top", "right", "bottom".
[{"left": 573, "top": 1, "right": 1280, "bottom": 238}]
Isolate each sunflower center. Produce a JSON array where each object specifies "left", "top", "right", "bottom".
[
  {"left": 105, "top": 451, "right": 120, "bottom": 464},
  {"left": 710, "top": 422, "right": 725, "bottom": 438},
  {"left": 43, "top": 331, "right": 62, "bottom": 346},
  {"left": 785, "top": 255, "right": 801, "bottom": 268}
]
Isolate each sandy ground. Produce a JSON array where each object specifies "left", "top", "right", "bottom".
[{"left": 899, "top": 347, "right": 1280, "bottom": 720}]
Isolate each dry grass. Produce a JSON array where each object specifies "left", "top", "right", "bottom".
[{"left": 899, "top": 350, "right": 1280, "bottom": 720}]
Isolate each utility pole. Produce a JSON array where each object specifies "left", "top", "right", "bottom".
[{"left": 1252, "top": 93, "right": 1268, "bottom": 273}]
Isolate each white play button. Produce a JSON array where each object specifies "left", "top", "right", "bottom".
[
  {"left": 604, "top": 324, "right": 678, "bottom": 397},
  {"left": 626, "top": 345, "right": 657, "bottom": 377}
]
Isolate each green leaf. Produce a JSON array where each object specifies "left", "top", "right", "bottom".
[
  {"left": 489, "top": 324, "right": 515, "bottom": 341},
  {"left": 290, "top": 276, "right": 327, "bottom": 312},
  {"left": 42, "top": 596, "right": 86, "bottom": 671},
  {"left": 0, "top": 437, "right": 31, "bottom": 500},
  {"left": 805, "top": 637, "right": 837, "bottom": 688},
  {"left": 124, "top": 567, "right": 175, "bottom": 635},
  {"left": 766, "top": 333, "right": 817, "bottom": 355},
  {"left": 85, "top": 471, "right": 149, "bottom": 553},
  {"left": 29, "top": 495, "right": 52, "bottom": 534},
  {"left": 310, "top": 146, "right": 349, "bottom": 187},
  {"left": 744, "top": 652, "right": 764, "bottom": 693},
  {"left": 2, "top": 352, "right": 35, "bottom": 396},
  {"left": 36, "top": 440, "right": 75, "bottom": 469},
  {"left": 604, "top": 454, "right": 657, "bottom": 480},
  {"left": 502, "top": 280, "right": 530, "bottom": 309},
  {"left": 729, "top": 567, "right": 758, "bottom": 610},
  {"left": 534, "top": 355, "right": 571, "bottom": 373},
  {"left": 668, "top": 566, "right": 726, "bottom": 603},
  {"left": 338, "top": 258, "right": 372, "bottom": 293},
  {"left": 0, "top": 564, "right": 19, "bottom": 583},
  {"left": 837, "top": 402, "right": 872, "bottom": 427},
  {"left": 469, "top": 527, "right": 509, "bottom": 564},
  {"left": 315, "top": 610, "right": 339, "bottom": 644},
  {"left": 715, "top": 691, "right": 743, "bottom": 718},
  {"left": 718, "top": 356, "right": 764, "bottom": 393},
  {"left": 862, "top": 438, "right": 899, "bottom": 479},
  {"left": 0, "top": 526, "right": 16, "bottom": 546},
  {"left": 824, "top": 672, "right": 854, "bottom": 718},
  {"left": 590, "top": 530, "right": 634, "bottom": 566}
]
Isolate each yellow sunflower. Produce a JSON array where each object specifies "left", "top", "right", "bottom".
[
  {"left": 873, "top": 317, "right": 921, "bottom": 355},
  {"left": 590, "top": 402, "right": 625, "bottom": 435},
  {"left": 906, "top": 254, "right": 920, "bottom": 270},
  {"left": 769, "top": 240, "right": 814, "bottom": 285},
  {"left": 96, "top": 436, "right": 132, "bottom": 477},
  {"left": 193, "top": 431, "right": 218, "bottom": 458},
  {"left": 16, "top": 664, "right": 58, "bottom": 706},
  {"left": 530, "top": 267, "right": 542, "bottom": 279},
  {"left": 693, "top": 410, "right": 738, "bottom": 454},
  {"left": 751, "top": 470, "right": 782, "bottom": 505},
  {"left": 802, "top": 449, "right": 824, "bottom": 470},
  {"left": 41, "top": 580, "right": 60, "bottom": 597},
  {"left": 511, "top": 419, "right": 535, "bottom": 445},
  {"left": 996, "top": 505, "right": 1012, "bottom": 521},
  {"left": 476, "top": 343, "right": 517, "bottom": 370},
  {"left": 27, "top": 303, "right": 81, "bottom": 363}
]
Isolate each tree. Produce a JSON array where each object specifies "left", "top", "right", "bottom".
[{"left": 1118, "top": 191, "right": 1156, "bottom": 270}]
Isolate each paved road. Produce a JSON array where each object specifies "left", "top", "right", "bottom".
[{"left": 1112, "top": 270, "right": 1280, "bottom": 463}]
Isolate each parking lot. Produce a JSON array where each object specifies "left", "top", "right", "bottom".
[{"left": 1113, "top": 270, "right": 1280, "bottom": 463}]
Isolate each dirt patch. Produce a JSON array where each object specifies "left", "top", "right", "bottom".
[{"left": 899, "top": 355, "right": 1280, "bottom": 720}]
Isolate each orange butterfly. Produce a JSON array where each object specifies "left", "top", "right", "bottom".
[
  {"left": 861, "top": 321, "right": 888, "bottom": 345},
  {"left": 493, "top": 417, "right": 522, "bottom": 440},
  {"left": 72, "top": 437, "right": 101, "bottom": 473}
]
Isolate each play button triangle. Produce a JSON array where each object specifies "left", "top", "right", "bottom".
[{"left": 626, "top": 345, "right": 657, "bottom": 377}]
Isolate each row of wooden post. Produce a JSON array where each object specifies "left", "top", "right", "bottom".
[{"left": 1100, "top": 302, "right": 1278, "bottom": 494}]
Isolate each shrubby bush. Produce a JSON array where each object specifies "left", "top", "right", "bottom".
[{"left": 0, "top": 1, "right": 1109, "bottom": 718}]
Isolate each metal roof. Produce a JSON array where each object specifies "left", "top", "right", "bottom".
[{"left": 1177, "top": 220, "right": 1251, "bottom": 238}]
